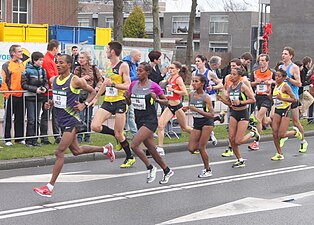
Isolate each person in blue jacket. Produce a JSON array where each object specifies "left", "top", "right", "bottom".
[
  {"left": 22, "top": 51, "right": 49, "bottom": 147},
  {"left": 122, "top": 49, "right": 142, "bottom": 139}
]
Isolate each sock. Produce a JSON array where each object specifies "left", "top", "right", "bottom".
[
  {"left": 101, "top": 125, "right": 115, "bottom": 136},
  {"left": 147, "top": 164, "right": 153, "bottom": 170},
  {"left": 120, "top": 139, "right": 133, "bottom": 158},
  {"left": 103, "top": 146, "right": 108, "bottom": 154},
  {"left": 47, "top": 183, "right": 54, "bottom": 191},
  {"left": 163, "top": 166, "right": 170, "bottom": 174},
  {"left": 301, "top": 140, "right": 306, "bottom": 144},
  {"left": 206, "top": 167, "right": 212, "bottom": 172},
  {"left": 238, "top": 158, "right": 244, "bottom": 162}
]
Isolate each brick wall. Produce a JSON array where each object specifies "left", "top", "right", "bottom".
[{"left": 4, "top": 0, "right": 78, "bottom": 25}]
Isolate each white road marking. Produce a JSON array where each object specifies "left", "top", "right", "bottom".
[
  {"left": 157, "top": 197, "right": 300, "bottom": 225},
  {"left": 0, "top": 165, "right": 313, "bottom": 220},
  {"left": 0, "top": 160, "right": 236, "bottom": 183}
]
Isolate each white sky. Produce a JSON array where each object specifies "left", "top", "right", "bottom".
[{"left": 163, "top": 0, "right": 259, "bottom": 12}]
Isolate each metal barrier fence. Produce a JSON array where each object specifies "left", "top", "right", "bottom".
[{"left": 1, "top": 88, "right": 312, "bottom": 143}]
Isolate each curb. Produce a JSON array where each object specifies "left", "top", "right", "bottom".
[{"left": 0, "top": 130, "right": 313, "bottom": 170}]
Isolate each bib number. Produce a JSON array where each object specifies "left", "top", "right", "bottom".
[
  {"left": 131, "top": 98, "right": 146, "bottom": 110},
  {"left": 257, "top": 84, "right": 267, "bottom": 93},
  {"left": 53, "top": 90, "right": 67, "bottom": 109},
  {"left": 105, "top": 87, "right": 118, "bottom": 97}
]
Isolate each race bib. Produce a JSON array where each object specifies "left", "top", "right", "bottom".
[
  {"left": 257, "top": 84, "right": 267, "bottom": 93},
  {"left": 131, "top": 98, "right": 146, "bottom": 110},
  {"left": 229, "top": 94, "right": 239, "bottom": 101},
  {"left": 166, "top": 84, "right": 174, "bottom": 97},
  {"left": 53, "top": 90, "right": 67, "bottom": 109},
  {"left": 105, "top": 87, "right": 118, "bottom": 97},
  {"left": 273, "top": 97, "right": 283, "bottom": 107}
]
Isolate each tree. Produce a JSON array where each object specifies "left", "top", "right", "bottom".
[
  {"left": 185, "top": 0, "right": 197, "bottom": 67},
  {"left": 123, "top": 5, "right": 146, "bottom": 38},
  {"left": 113, "top": 0, "right": 123, "bottom": 42},
  {"left": 152, "top": 0, "right": 161, "bottom": 50}
]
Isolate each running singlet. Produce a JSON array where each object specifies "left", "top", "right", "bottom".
[
  {"left": 129, "top": 80, "right": 163, "bottom": 121},
  {"left": 273, "top": 82, "right": 291, "bottom": 109},
  {"left": 189, "top": 91, "right": 209, "bottom": 118},
  {"left": 195, "top": 69, "right": 216, "bottom": 100},
  {"left": 52, "top": 74, "right": 80, "bottom": 127},
  {"left": 165, "top": 75, "right": 181, "bottom": 100},
  {"left": 253, "top": 68, "right": 273, "bottom": 95},
  {"left": 280, "top": 63, "right": 299, "bottom": 100},
  {"left": 229, "top": 82, "right": 247, "bottom": 108},
  {"left": 104, "top": 61, "right": 125, "bottom": 102}
]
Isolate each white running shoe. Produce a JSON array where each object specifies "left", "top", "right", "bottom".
[
  {"left": 156, "top": 146, "right": 165, "bottom": 156},
  {"left": 198, "top": 169, "right": 213, "bottom": 178}
]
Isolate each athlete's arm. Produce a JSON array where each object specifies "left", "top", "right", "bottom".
[
  {"left": 72, "top": 76, "right": 96, "bottom": 105},
  {"left": 280, "top": 83, "right": 297, "bottom": 103},
  {"left": 208, "top": 71, "right": 223, "bottom": 90},
  {"left": 176, "top": 77, "right": 188, "bottom": 96},
  {"left": 240, "top": 83, "right": 256, "bottom": 105},
  {"left": 288, "top": 64, "right": 302, "bottom": 87},
  {"left": 118, "top": 62, "right": 131, "bottom": 90}
]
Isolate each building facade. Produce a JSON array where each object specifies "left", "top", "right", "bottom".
[
  {"left": 269, "top": 0, "right": 314, "bottom": 65},
  {"left": 0, "top": 0, "right": 78, "bottom": 25}
]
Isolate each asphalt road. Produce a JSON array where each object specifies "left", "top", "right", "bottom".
[{"left": 0, "top": 136, "right": 314, "bottom": 225}]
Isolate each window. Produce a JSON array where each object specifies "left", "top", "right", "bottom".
[
  {"left": 105, "top": 17, "right": 114, "bottom": 29},
  {"left": 78, "top": 18, "right": 90, "bottom": 27},
  {"left": 209, "top": 42, "right": 228, "bottom": 52},
  {"left": 172, "top": 16, "right": 189, "bottom": 34},
  {"left": 145, "top": 17, "right": 153, "bottom": 33},
  {"left": 193, "top": 41, "right": 200, "bottom": 52},
  {"left": 209, "top": 15, "right": 228, "bottom": 34},
  {"left": 13, "top": 0, "right": 29, "bottom": 23}
]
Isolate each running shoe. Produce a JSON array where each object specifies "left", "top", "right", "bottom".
[
  {"left": 232, "top": 160, "right": 245, "bottom": 168},
  {"left": 271, "top": 153, "right": 284, "bottom": 161},
  {"left": 221, "top": 148, "right": 234, "bottom": 157},
  {"left": 104, "top": 143, "right": 115, "bottom": 162},
  {"left": 293, "top": 126, "right": 303, "bottom": 140},
  {"left": 210, "top": 133, "right": 218, "bottom": 146},
  {"left": 192, "top": 150, "right": 200, "bottom": 154},
  {"left": 33, "top": 185, "right": 52, "bottom": 198},
  {"left": 156, "top": 146, "right": 165, "bottom": 156},
  {"left": 249, "top": 115, "right": 258, "bottom": 125},
  {"left": 280, "top": 137, "right": 288, "bottom": 148},
  {"left": 159, "top": 169, "right": 174, "bottom": 184},
  {"left": 198, "top": 169, "right": 213, "bottom": 178},
  {"left": 146, "top": 150, "right": 152, "bottom": 158},
  {"left": 115, "top": 141, "right": 122, "bottom": 151},
  {"left": 248, "top": 141, "right": 259, "bottom": 150},
  {"left": 4, "top": 141, "right": 13, "bottom": 146},
  {"left": 120, "top": 157, "right": 136, "bottom": 168},
  {"left": 250, "top": 126, "right": 260, "bottom": 142},
  {"left": 299, "top": 140, "right": 308, "bottom": 153},
  {"left": 219, "top": 110, "right": 226, "bottom": 123},
  {"left": 147, "top": 166, "right": 157, "bottom": 183}
]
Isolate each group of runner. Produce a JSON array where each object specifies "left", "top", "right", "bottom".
[{"left": 33, "top": 43, "right": 309, "bottom": 197}]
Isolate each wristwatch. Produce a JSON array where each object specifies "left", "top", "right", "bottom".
[
  {"left": 84, "top": 101, "right": 89, "bottom": 107},
  {"left": 111, "top": 83, "right": 116, "bottom": 88}
]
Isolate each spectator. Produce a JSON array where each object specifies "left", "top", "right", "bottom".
[
  {"left": 74, "top": 51, "right": 103, "bottom": 143},
  {"left": 71, "top": 46, "right": 80, "bottom": 73},
  {"left": 148, "top": 50, "right": 166, "bottom": 84},
  {"left": 22, "top": 51, "right": 49, "bottom": 147},
  {"left": 221, "top": 52, "right": 253, "bottom": 80},
  {"left": 122, "top": 49, "right": 141, "bottom": 139},
  {"left": 208, "top": 56, "right": 222, "bottom": 79},
  {"left": 1, "top": 44, "right": 26, "bottom": 146},
  {"left": 40, "top": 39, "right": 61, "bottom": 144}
]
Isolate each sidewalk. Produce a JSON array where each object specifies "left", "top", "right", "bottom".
[{"left": 1, "top": 130, "right": 313, "bottom": 170}]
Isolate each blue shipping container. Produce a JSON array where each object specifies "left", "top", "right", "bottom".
[{"left": 49, "top": 25, "right": 95, "bottom": 45}]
